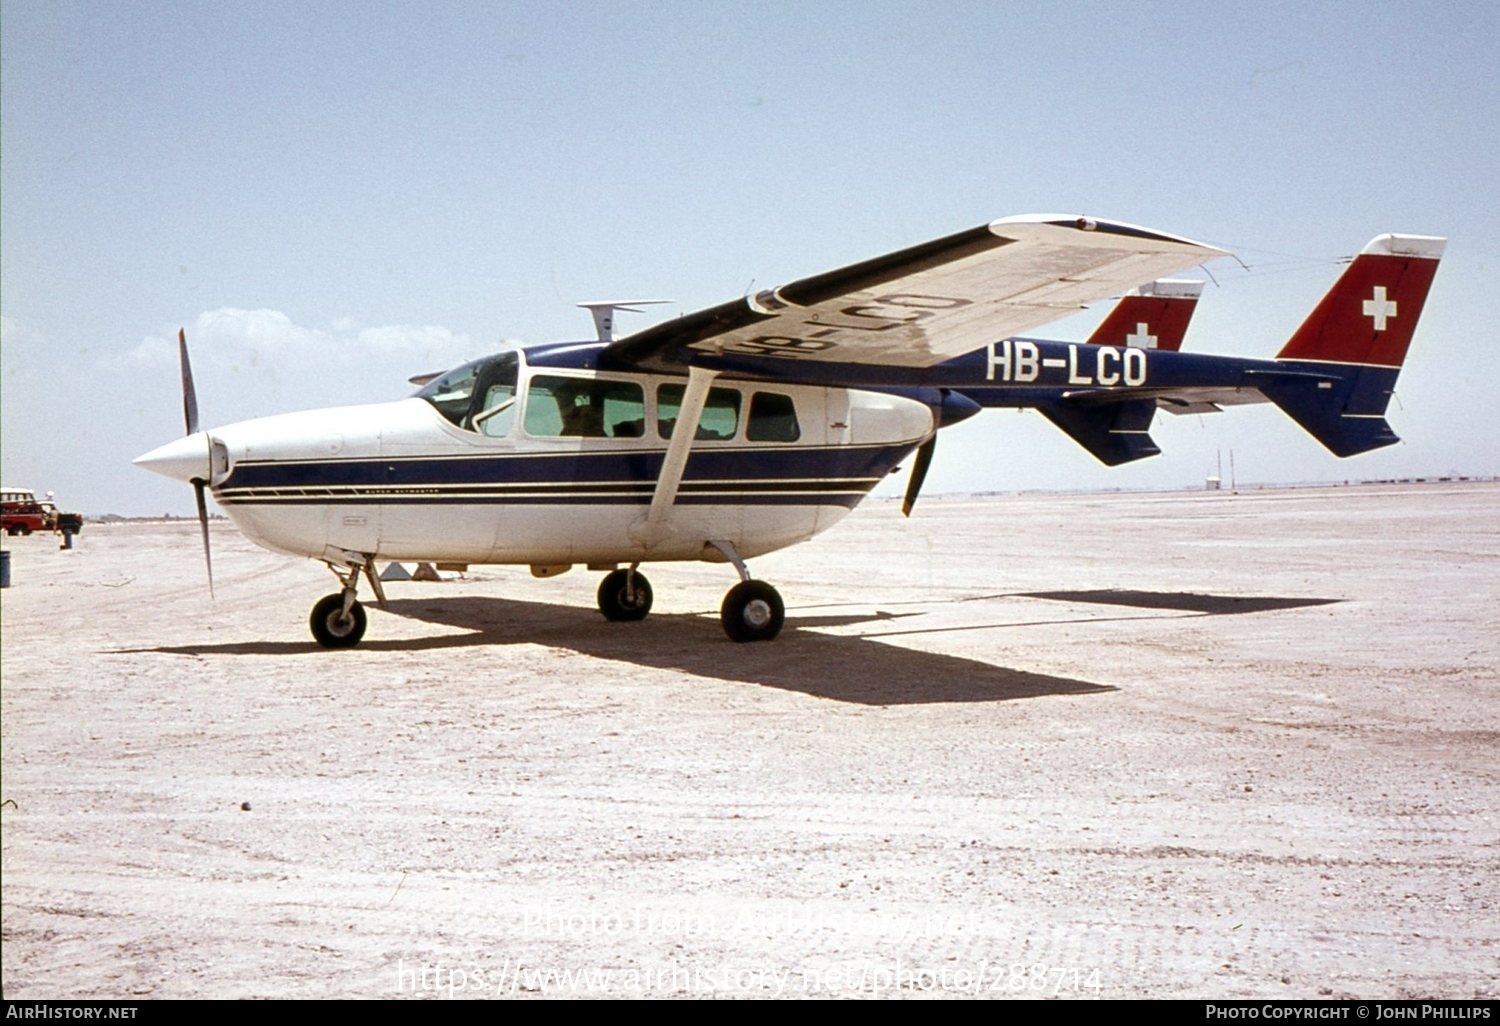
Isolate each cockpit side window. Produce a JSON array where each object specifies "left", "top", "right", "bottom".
[
  {"left": 469, "top": 354, "right": 520, "bottom": 437},
  {"left": 416, "top": 360, "right": 481, "bottom": 427},
  {"left": 474, "top": 382, "right": 516, "bottom": 437},
  {"left": 416, "top": 352, "right": 519, "bottom": 436},
  {"left": 524, "top": 375, "right": 646, "bottom": 439}
]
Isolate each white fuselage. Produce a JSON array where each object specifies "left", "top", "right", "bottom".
[{"left": 169, "top": 357, "right": 932, "bottom": 569}]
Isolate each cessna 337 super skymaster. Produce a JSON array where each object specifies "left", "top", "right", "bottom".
[{"left": 134, "top": 215, "right": 1444, "bottom": 647}]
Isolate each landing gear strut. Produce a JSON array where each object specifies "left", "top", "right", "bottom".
[{"left": 310, "top": 557, "right": 383, "bottom": 648}]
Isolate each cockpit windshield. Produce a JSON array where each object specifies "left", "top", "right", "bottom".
[{"left": 416, "top": 351, "right": 520, "bottom": 436}]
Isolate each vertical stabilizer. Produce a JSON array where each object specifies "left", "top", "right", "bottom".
[
  {"left": 1263, "top": 234, "right": 1444, "bottom": 456},
  {"left": 1087, "top": 278, "right": 1203, "bottom": 352}
]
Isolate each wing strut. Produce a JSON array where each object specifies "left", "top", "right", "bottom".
[{"left": 630, "top": 365, "right": 720, "bottom": 548}]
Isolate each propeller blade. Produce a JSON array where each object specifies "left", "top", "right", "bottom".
[
  {"left": 178, "top": 328, "right": 200, "bottom": 436},
  {"left": 193, "top": 479, "right": 215, "bottom": 598},
  {"left": 901, "top": 436, "right": 936, "bottom": 517}
]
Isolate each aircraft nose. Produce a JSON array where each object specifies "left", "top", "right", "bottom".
[{"left": 134, "top": 432, "right": 212, "bottom": 483}]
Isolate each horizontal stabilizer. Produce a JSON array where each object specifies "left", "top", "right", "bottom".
[
  {"left": 1258, "top": 369, "right": 1402, "bottom": 457},
  {"left": 1039, "top": 398, "right": 1161, "bottom": 466}
]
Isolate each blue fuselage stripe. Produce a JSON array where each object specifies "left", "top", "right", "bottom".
[{"left": 214, "top": 444, "right": 911, "bottom": 511}]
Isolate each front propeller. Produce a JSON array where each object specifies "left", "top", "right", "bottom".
[
  {"left": 134, "top": 329, "right": 215, "bottom": 596},
  {"left": 179, "top": 328, "right": 215, "bottom": 597}
]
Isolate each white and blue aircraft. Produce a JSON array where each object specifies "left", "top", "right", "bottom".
[{"left": 134, "top": 215, "right": 1444, "bottom": 647}]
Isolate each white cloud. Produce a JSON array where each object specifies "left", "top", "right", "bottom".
[
  {"left": 122, "top": 333, "right": 176, "bottom": 366},
  {"left": 194, "top": 308, "right": 333, "bottom": 354},
  {"left": 113, "top": 309, "right": 486, "bottom": 371},
  {"left": 1, "top": 316, "right": 40, "bottom": 349},
  {"left": 355, "top": 324, "right": 477, "bottom": 367}
]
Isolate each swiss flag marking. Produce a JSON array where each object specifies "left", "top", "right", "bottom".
[
  {"left": 1363, "top": 286, "right": 1397, "bottom": 331},
  {"left": 1125, "top": 322, "right": 1158, "bottom": 348}
]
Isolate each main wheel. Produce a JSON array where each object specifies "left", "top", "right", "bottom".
[
  {"left": 720, "top": 580, "right": 784, "bottom": 643},
  {"left": 597, "top": 569, "right": 653, "bottom": 621},
  {"left": 16, "top": 524, "right": 32, "bottom": 537},
  {"left": 309, "top": 593, "right": 367, "bottom": 648}
]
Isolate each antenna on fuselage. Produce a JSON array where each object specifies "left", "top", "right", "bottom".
[{"left": 577, "top": 300, "right": 671, "bottom": 343}]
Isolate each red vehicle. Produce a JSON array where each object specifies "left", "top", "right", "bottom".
[{"left": 2, "top": 487, "right": 83, "bottom": 536}]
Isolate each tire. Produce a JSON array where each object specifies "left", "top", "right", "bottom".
[
  {"left": 17, "top": 525, "right": 32, "bottom": 537},
  {"left": 5, "top": 526, "right": 17, "bottom": 537},
  {"left": 720, "top": 580, "right": 784, "bottom": 643},
  {"left": 309, "top": 593, "right": 367, "bottom": 648},
  {"left": 597, "top": 569, "right": 653, "bottom": 621}
]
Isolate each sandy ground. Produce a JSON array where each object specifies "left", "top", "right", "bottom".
[{"left": 1, "top": 483, "right": 1496, "bottom": 1000}]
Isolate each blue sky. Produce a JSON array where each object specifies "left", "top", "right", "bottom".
[{"left": 3, "top": 0, "right": 1497, "bottom": 514}]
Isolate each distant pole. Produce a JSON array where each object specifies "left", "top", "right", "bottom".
[{"left": 1230, "top": 450, "right": 1237, "bottom": 491}]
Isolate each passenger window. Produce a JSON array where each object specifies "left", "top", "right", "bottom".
[
  {"left": 747, "top": 392, "right": 801, "bottom": 442},
  {"left": 525, "top": 376, "right": 645, "bottom": 438},
  {"left": 657, "top": 385, "right": 742, "bottom": 440}
]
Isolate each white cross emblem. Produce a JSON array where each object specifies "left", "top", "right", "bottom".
[
  {"left": 1363, "top": 286, "right": 1397, "bottom": 331},
  {"left": 1124, "top": 322, "right": 1157, "bottom": 348}
]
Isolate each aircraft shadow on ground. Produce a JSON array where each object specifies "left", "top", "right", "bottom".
[
  {"left": 781, "top": 589, "right": 1342, "bottom": 644},
  {"left": 1004, "top": 590, "right": 1342, "bottom": 616},
  {"left": 115, "top": 589, "right": 1337, "bottom": 707}
]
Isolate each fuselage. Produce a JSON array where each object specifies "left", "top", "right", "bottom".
[
  {"left": 135, "top": 333, "right": 1306, "bottom": 568},
  {"left": 143, "top": 341, "right": 937, "bottom": 567}
]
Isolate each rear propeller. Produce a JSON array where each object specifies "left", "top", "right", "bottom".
[
  {"left": 901, "top": 388, "right": 981, "bottom": 517},
  {"left": 901, "top": 436, "right": 936, "bottom": 517},
  {"left": 177, "top": 328, "right": 215, "bottom": 597}
]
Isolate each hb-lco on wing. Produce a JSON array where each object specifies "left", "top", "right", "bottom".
[{"left": 135, "top": 215, "right": 1444, "bottom": 646}]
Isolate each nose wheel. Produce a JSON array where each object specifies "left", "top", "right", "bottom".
[
  {"left": 309, "top": 555, "right": 382, "bottom": 648},
  {"left": 310, "top": 593, "right": 367, "bottom": 648}
]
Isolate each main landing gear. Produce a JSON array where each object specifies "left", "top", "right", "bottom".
[
  {"left": 720, "top": 579, "right": 784, "bottom": 643},
  {"left": 309, "top": 557, "right": 385, "bottom": 649},
  {"left": 597, "top": 566, "right": 653, "bottom": 621},
  {"left": 593, "top": 546, "right": 785, "bottom": 643}
]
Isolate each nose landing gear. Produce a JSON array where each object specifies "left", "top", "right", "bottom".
[
  {"left": 310, "top": 556, "right": 384, "bottom": 648},
  {"left": 310, "top": 592, "right": 367, "bottom": 648}
]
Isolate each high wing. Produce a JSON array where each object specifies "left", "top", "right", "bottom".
[{"left": 603, "top": 215, "right": 1229, "bottom": 373}]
